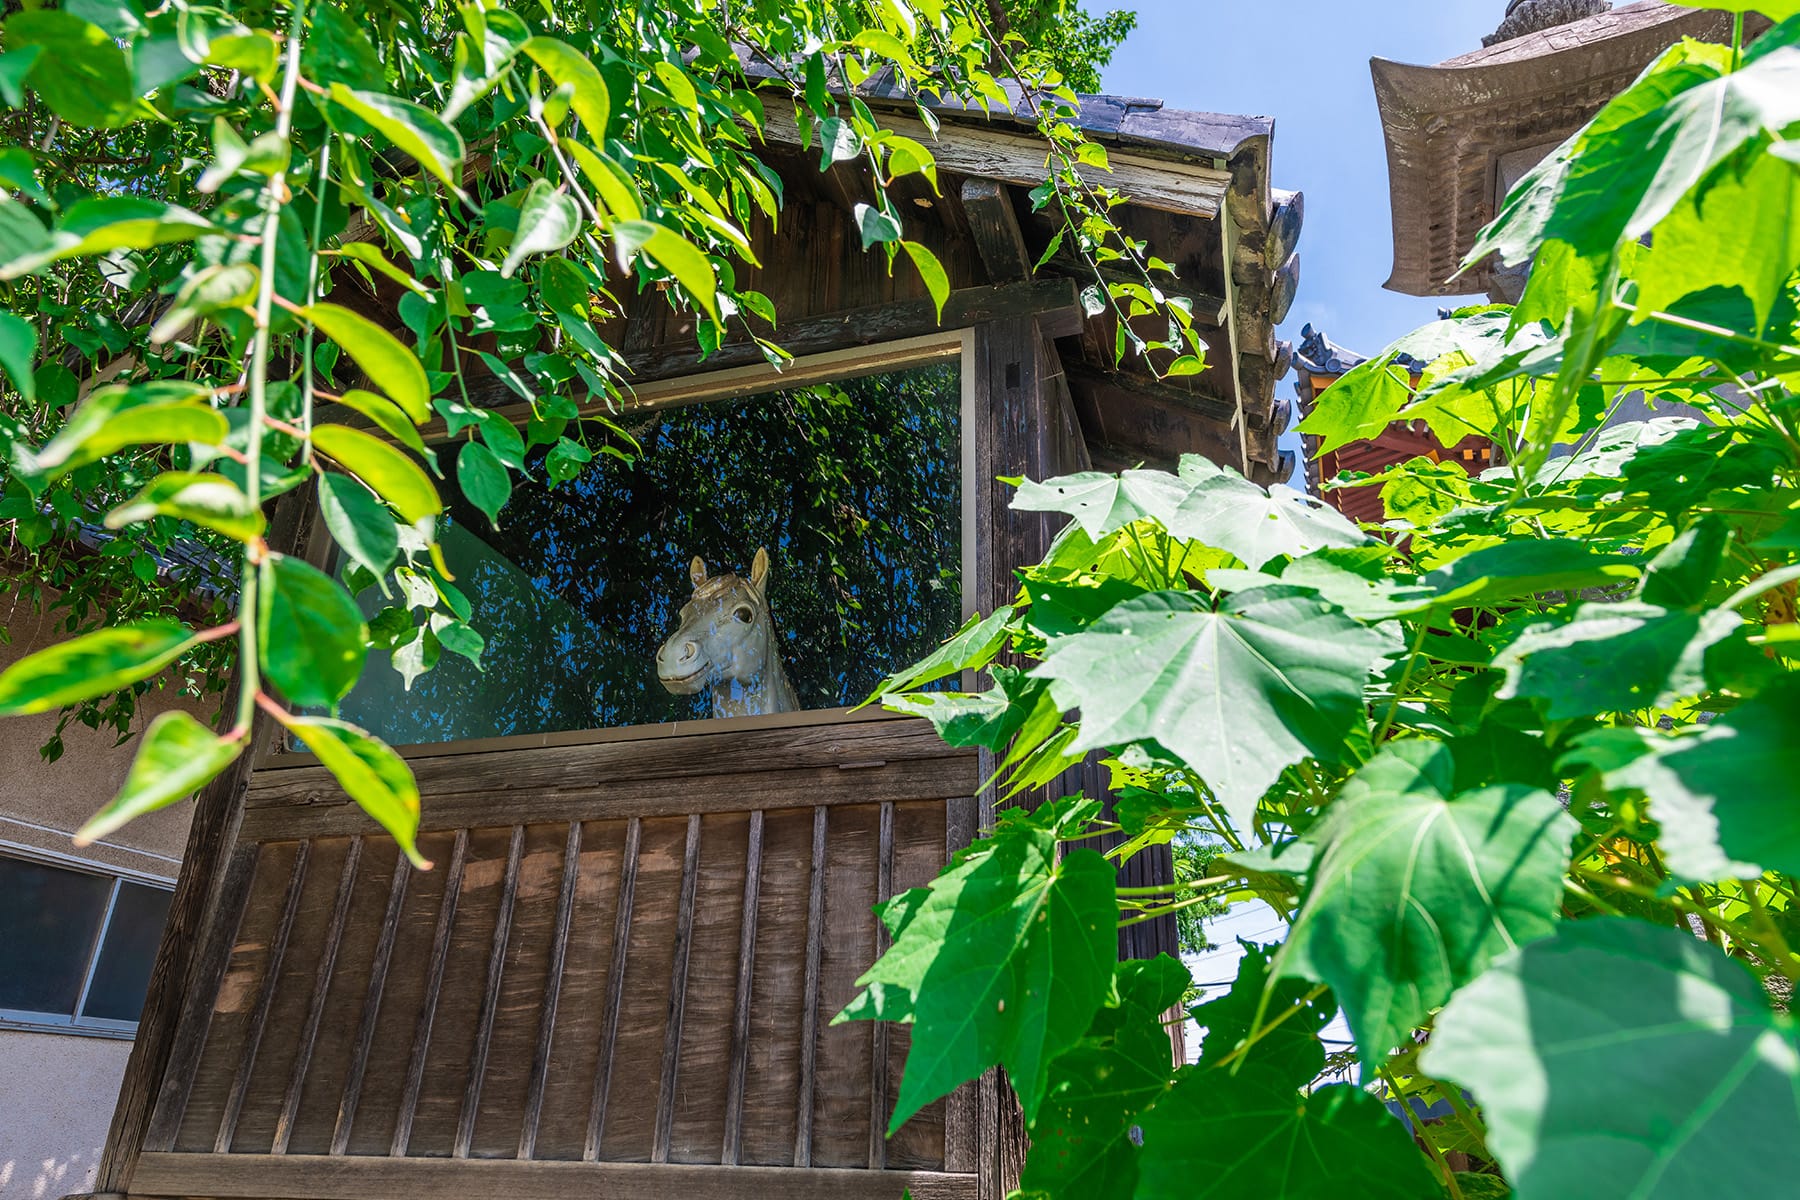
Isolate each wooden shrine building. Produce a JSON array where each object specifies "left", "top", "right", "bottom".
[{"left": 81, "top": 77, "right": 1301, "bottom": 1200}]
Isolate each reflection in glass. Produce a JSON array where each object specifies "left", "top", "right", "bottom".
[{"left": 337, "top": 361, "right": 962, "bottom": 745}]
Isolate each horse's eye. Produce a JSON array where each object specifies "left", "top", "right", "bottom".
[{"left": 733, "top": 606, "right": 754, "bottom": 623}]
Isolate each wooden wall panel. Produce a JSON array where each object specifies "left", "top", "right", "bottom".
[
  {"left": 173, "top": 840, "right": 299, "bottom": 1153},
  {"left": 737, "top": 807, "right": 813, "bottom": 1167},
  {"left": 530, "top": 818, "right": 627, "bottom": 1158},
  {"left": 669, "top": 812, "right": 750, "bottom": 1163},
  {"left": 809, "top": 804, "right": 880, "bottom": 1168},
  {"left": 887, "top": 801, "right": 950, "bottom": 1171}
]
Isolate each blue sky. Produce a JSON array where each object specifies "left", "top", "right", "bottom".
[{"left": 1101, "top": 0, "right": 1500, "bottom": 360}]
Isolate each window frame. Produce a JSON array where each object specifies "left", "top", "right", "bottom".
[
  {"left": 0, "top": 841, "right": 176, "bottom": 1039},
  {"left": 262, "top": 328, "right": 978, "bottom": 769}
]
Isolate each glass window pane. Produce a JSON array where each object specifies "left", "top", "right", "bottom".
[
  {"left": 80, "top": 881, "right": 174, "bottom": 1023},
  {"left": 335, "top": 361, "right": 964, "bottom": 745},
  {"left": 0, "top": 856, "right": 111, "bottom": 1017}
]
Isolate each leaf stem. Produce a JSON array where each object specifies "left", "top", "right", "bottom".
[{"left": 235, "top": 0, "right": 310, "bottom": 737}]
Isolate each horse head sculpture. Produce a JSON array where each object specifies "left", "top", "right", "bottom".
[{"left": 655, "top": 547, "right": 800, "bottom": 719}]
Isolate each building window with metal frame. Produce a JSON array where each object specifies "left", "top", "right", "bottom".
[{"left": 0, "top": 850, "right": 174, "bottom": 1037}]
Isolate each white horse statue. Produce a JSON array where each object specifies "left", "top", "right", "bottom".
[{"left": 655, "top": 547, "right": 799, "bottom": 719}]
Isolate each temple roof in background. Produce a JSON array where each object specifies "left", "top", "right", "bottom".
[{"left": 1371, "top": 0, "right": 1743, "bottom": 299}]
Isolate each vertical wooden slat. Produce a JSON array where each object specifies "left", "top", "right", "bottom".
[
  {"left": 141, "top": 844, "right": 259, "bottom": 1153},
  {"left": 870, "top": 801, "right": 896, "bottom": 1170},
  {"left": 391, "top": 829, "right": 469, "bottom": 1157},
  {"left": 519, "top": 822, "right": 583, "bottom": 1160},
  {"left": 332, "top": 856, "right": 410, "bottom": 1154},
  {"left": 455, "top": 825, "right": 526, "bottom": 1158},
  {"left": 794, "top": 805, "right": 828, "bottom": 1168},
  {"left": 215, "top": 840, "right": 313, "bottom": 1154},
  {"left": 720, "top": 810, "right": 765, "bottom": 1165},
  {"left": 273, "top": 837, "right": 363, "bottom": 1153},
  {"left": 584, "top": 816, "right": 641, "bottom": 1162},
  {"left": 652, "top": 813, "right": 704, "bottom": 1164}
]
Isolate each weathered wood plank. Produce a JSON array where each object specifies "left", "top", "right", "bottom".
[
  {"left": 653, "top": 813, "right": 704, "bottom": 1164},
  {"left": 721, "top": 810, "right": 765, "bottom": 1165},
  {"left": 456, "top": 825, "right": 525, "bottom": 1158},
  {"left": 584, "top": 817, "right": 641, "bottom": 1161},
  {"left": 131, "top": 1152, "right": 978, "bottom": 1200},
  {"left": 331, "top": 856, "right": 410, "bottom": 1154},
  {"left": 241, "top": 758, "right": 977, "bottom": 842},
  {"left": 215, "top": 841, "right": 312, "bottom": 1154},
  {"left": 249, "top": 721, "right": 967, "bottom": 806},
  {"left": 391, "top": 830, "right": 468, "bottom": 1157},
  {"left": 794, "top": 807, "right": 828, "bottom": 1168},
  {"left": 273, "top": 837, "right": 363, "bottom": 1153},
  {"left": 960, "top": 179, "right": 1032, "bottom": 283},
  {"left": 761, "top": 102, "right": 1229, "bottom": 220},
  {"left": 870, "top": 802, "right": 896, "bottom": 1171},
  {"left": 519, "top": 822, "right": 583, "bottom": 1159},
  {"left": 141, "top": 843, "right": 260, "bottom": 1153}
]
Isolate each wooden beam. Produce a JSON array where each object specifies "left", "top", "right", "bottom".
[
  {"left": 454, "top": 279, "right": 1082, "bottom": 420},
  {"left": 129, "top": 1153, "right": 978, "bottom": 1200},
  {"left": 1062, "top": 361, "right": 1235, "bottom": 424},
  {"left": 761, "top": 103, "right": 1229, "bottom": 220},
  {"left": 959, "top": 179, "right": 1032, "bottom": 283}
]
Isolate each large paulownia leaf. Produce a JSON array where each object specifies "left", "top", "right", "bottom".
[
  {"left": 1134, "top": 1068, "right": 1443, "bottom": 1200},
  {"left": 1034, "top": 588, "right": 1391, "bottom": 832},
  {"left": 1277, "top": 740, "right": 1576, "bottom": 1064},
  {"left": 1011, "top": 469, "right": 1193, "bottom": 540},
  {"left": 1564, "top": 677, "right": 1800, "bottom": 879},
  {"left": 1423, "top": 917, "right": 1800, "bottom": 1200},
  {"left": 1493, "top": 601, "right": 1743, "bottom": 719},
  {"left": 1019, "top": 955, "right": 1187, "bottom": 1200},
  {"left": 837, "top": 799, "right": 1116, "bottom": 1131},
  {"left": 1166, "top": 471, "right": 1369, "bottom": 571}
]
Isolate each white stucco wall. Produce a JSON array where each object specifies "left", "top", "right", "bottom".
[
  {"left": 0, "top": 1032, "right": 131, "bottom": 1199},
  {"left": 1, "top": 596, "right": 204, "bottom": 1199}
]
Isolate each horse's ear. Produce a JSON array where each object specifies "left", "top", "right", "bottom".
[
  {"left": 750, "top": 547, "right": 771, "bottom": 594},
  {"left": 690, "top": 556, "right": 708, "bottom": 588}
]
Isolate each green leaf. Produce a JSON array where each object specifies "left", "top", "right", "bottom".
[
  {"left": 1423, "top": 917, "right": 1800, "bottom": 1200},
  {"left": 302, "top": 4, "right": 384, "bottom": 87},
  {"left": 1168, "top": 472, "right": 1369, "bottom": 571},
  {"left": 1136, "top": 1070, "right": 1442, "bottom": 1200},
  {"left": 871, "top": 605, "right": 1015, "bottom": 697},
  {"left": 0, "top": 309, "right": 36, "bottom": 402},
  {"left": 1636, "top": 516, "right": 1729, "bottom": 609},
  {"left": 840, "top": 801, "right": 1117, "bottom": 1129},
  {"left": 1, "top": 11, "right": 136, "bottom": 127},
  {"left": 74, "top": 711, "right": 241, "bottom": 846},
  {"left": 1191, "top": 939, "right": 1332, "bottom": 1080},
  {"left": 258, "top": 554, "right": 369, "bottom": 709},
  {"left": 854, "top": 201, "right": 903, "bottom": 250},
  {"left": 881, "top": 666, "right": 1055, "bottom": 751},
  {"left": 302, "top": 302, "right": 431, "bottom": 422},
  {"left": 318, "top": 472, "right": 399, "bottom": 580},
  {"left": 150, "top": 263, "right": 259, "bottom": 343},
  {"left": 1012, "top": 469, "right": 1192, "bottom": 540},
  {"left": 0, "top": 196, "right": 215, "bottom": 279},
  {"left": 521, "top": 37, "right": 613, "bottom": 138},
  {"left": 901, "top": 240, "right": 949, "bottom": 320},
  {"left": 457, "top": 440, "right": 511, "bottom": 528},
  {"left": 105, "top": 471, "right": 264, "bottom": 540},
  {"left": 24, "top": 380, "right": 226, "bottom": 483},
  {"left": 326, "top": 388, "right": 432, "bottom": 458},
  {"left": 312, "top": 424, "right": 442, "bottom": 526},
  {"left": 1416, "top": 540, "right": 1640, "bottom": 609},
  {"left": 1277, "top": 740, "right": 1576, "bottom": 1064},
  {"left": 817, "top": 115, "right": 862, "bottom": 168},
  {"left": 0, "top": 620, "right": 196, "bottom": 715},
  {"left": 1573, "top": 677, "right": 1800, "bottom": 879},
  {"left": 327, "top": 84, "right": 466, "bottom": 193},
  {"left": 280, "top": 714, "right": 429, "bottom": 868},
  {"left": 613, "top": 219, "right": 718, "bottom": 321},
  {"left": 327, "top": 242, "right": 433, "bottom": 299},
  {"left": 1494, "top": 601, "right": 1743, "bottom": 719},
  {"left": 501, "top": 179, "right": 580, "bottom": 278},
  {"left": 1293, "top": 353, "right": 1413, "bottom": 455},
  {"left": 1018, "top": 956, "right": 1187, "bottom": 1199},
  {"left": 1035, "top": 589, "right": 1390, "bottom": 831}
]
